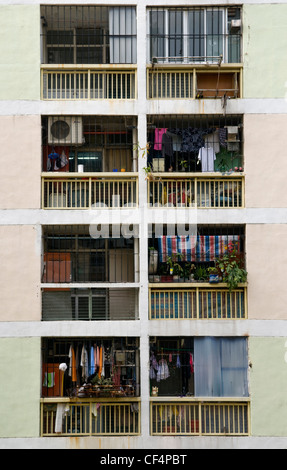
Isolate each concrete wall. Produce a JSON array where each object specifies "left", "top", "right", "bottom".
[
  {"left": 246, "top": 224, "right": 287, "bottom": 320},
  {"left": 0, "top": 115, "right": 41, "bottom": 209},
  {"left": 0, "top": 337, "right": 41, "bottom": 438},
  {"left": 0, "top": 225, "right": 41, "bottom": 322},
  {"left": 250, "top": 337, "right": 287, "bottom": 436},
  {"left": 0, "top": 5, "right": 40, "bottom": 100},
  {"left": 243, "top": 4, "right": 287, "bottom": 98},
  {"left": 244, "top": 114, "right": 287, "bottom": 208}
]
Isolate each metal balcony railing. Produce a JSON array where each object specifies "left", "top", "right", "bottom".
[
  {"left": 41, "top": 67, "right": 137, "bottom": 100},
  {"left": 41, "top": 173, "right": 138, "bottom": 209},
  {"left": 150, "top": 399, "right": 250, "bottom": 436},
  {"left": 41, "top": 399, "right": 141, "bottom": 436},
  {"left": 149, "top": 284, "right": 247, "bottom": 320},
  {"left": 148, "top": 174, "right": 244, "bottom": 208}
]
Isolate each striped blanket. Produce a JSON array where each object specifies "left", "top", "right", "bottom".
[{"left": 158, "top": 235, "right": 240, "bottom": 262}]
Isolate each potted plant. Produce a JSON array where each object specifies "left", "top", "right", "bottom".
[
  {"left": 183, "top": 262, "right": 196, "bottom": 282},
  {"left": 174, "top": 262, "right": 184, "bottom": 282},
  {"left": 214, "top": 248, "right": 247, "bottom": 291},
  {"left": 194, "top": 265, "right": 208, "bottom": 282},
  {"left": 166, "top": 253, "right": 183, "bottom": 282},
  {"left": 179, "top": 160, "right": 188, "bottom": 172},
  {"left": 159, "top": 264, "right": 173, "bottom": 283},
  {"left": 207, "top": 266, "right": 220, "bottom": 283}
]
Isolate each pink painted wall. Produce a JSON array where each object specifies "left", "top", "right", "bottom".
[{"left": 0, "top": 115, "right": 41, "bottom": 209}]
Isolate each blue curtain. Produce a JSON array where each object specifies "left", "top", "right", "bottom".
[{"left": 194, "top": 337, "right": 248, "bottom": 397}]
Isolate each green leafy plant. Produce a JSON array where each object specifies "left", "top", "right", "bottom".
[
  {"left": 207, "top": 266, "right": 220, "bottom": 275},
  {"left": 91, "top": 374, "right": 113, "bottom": 386},
  {"left": 166, "top": 252, "right": 183, "bottom": 276},
  {"left": 214, "top": 246, "right": 247, "bottom": 291},
  {"left": 183, "top": 262, "right": 196, "bottom": 279},
  {"left": 194, "top": 265, "right": 208, "bottom": 281},
  {"left": 179, "top": 159, "right": 188, "bottom": 170}
]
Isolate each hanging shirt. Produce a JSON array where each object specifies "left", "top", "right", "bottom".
[
  {"left": 154, "top": 128, "right": 167, "bottom": 150},
  {"left": 89, "top": 346, "right": 95, "bottom": 376},
  {"left": 157, "top": 359, "right": 170, "bottom": 382},
  {"left": 80, "top": 345, "right": 89, "bottom": 382},
  {"left": 198, "top": 147, "right": 216, "bottom": 172},
  {"left": 204, "top": 129, "right": 220, "bottom": 154},
  {"left": 68, "top": 346, "right": 77, "bottom": 383}
]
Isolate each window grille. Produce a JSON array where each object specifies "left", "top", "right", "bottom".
[
  {"left": 42, "top": 288, "right": 138, "bottom": 321},
  {"left": 42, "top": 225, "right": 137, "bottom": 284},
  {"left": 149, "top": 336, "right": 248, "bottom": 398},
  {"left": 148, "top": 224, "right": 246, "bottom": 280},
  {"left": 147, "top": 114, "right": 243, "bottom": 173},
  {"left": 41, "top": 6, "right": 137, "bottom": 65},
  {"left": 41, "top": 337, "right": 140, "bottom": 398},
  {"left": 147, "top": 7, "right": 241, "bottom": 64},
  {"left": 42, "top": 116, "right": 136, "bottom": 173}
]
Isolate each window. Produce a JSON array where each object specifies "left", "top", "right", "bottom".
[
  {"left": 41, "top": 6, "right": 137, "bottom": 65},
  {"left": 42, "top": 226, "right": 136, "bottom": 283},
  {"left": 150, "top": 337, "right": 248, "bottom": 398},
  {"left": 42, "top": 337, "right": 140, "bottom": 397},
  {"left": 148, "top": 7, "right": 241, "bottom": 63}
]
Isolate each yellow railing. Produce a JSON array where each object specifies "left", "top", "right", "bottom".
[
  {"left": 148, "top": 174, "right": 244, "bottom": 208},
  {"left": 150, "top": 399, "right": 250, "bottom": 436},
  {"left": 149, "top": 284, "right": 247, "bottom": 320},
  {"left": 41, "top": 398, "right": 141, "bottom": 436},
  {"left": 41, "top": 66, "right": 137, "bottom": 100},
  {"left": 41, "top": 173, "right": 138, "bottom": 209},
  {"left": 147, "top": 66, "right": 242, "bottom": 100},
  {"left": 147, "top": 69, "right": 194, "bottom": 99}
]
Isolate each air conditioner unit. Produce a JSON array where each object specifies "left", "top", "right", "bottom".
[
  {"left": 48, "top": 117, "right": 84, "bottom": 145},
  {"left": 230, "top": 19, "right": 241, "bottom": 34}
]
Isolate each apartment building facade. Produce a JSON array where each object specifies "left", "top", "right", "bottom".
[{"left": 1, "top": 0, "right": 287, "bottom": 449}]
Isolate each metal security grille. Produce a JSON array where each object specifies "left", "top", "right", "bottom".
[
  {"left": 147, "top": 114, "right": 243, "bottom": 173},
  {"left": 41, "top": 6, "right": 137, "bottom": 65},
  {"left": 41, "top": 337, "right": 140, "bottom": 398},
  {"left": 148, "top": 224, "right": 246, "bottom": 280},
  {"left": 147, "top": 6, "right": 241, "bottom": 64},
  {"left": 42, "top": 225, "right": 137, "bottom": 283},
  {"left": 42, "top": 288, "right": 138, "bottom": 321},
  {"left": 42, "top": 115, "right": 136, "bottom": 172}
]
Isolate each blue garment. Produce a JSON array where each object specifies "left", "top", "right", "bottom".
[{"left": 89, "top": 346, "right": 95, "bottom": 375}]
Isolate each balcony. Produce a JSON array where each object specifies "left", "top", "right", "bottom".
[
  {"left": 41, "top": 115, "right": 138, "bottom": 209},
  {"left": 40, "top": 5, "right": 137, "bottom": 101},
  {"left": 41, "top": 66, "right": 137, "bottom": 100},
  {"left": 41, "top": 337, "right": 140, "bottom": 400},
  {"left": 148, "top": 173, "right": 244, "bottom": 208},
  {"left": 150, "top": 399, "right": 249, "bottom": 436},
  {"left": 148, "top": 226, "right": 247, "bottom": 319},
  {"left": 147, "top": 66, "right": 241, "bottom": 100},
  {"left": 42, "top": 172, "right": 138, "bottom": 209},
  {"left": 149, "top": 284, "right": 247, "bottom": 320},
  {"left": 41, "top": 226, "right": 139, "bottom": 321},
  {"left": 149, "top": 336, "right": 249, "bottom": 436},
  {"left": 146, "top": 114, "right": 244, "bottom": 207},
  {"left": 41, "top": 398, "right": 140, "bottom": 436}
]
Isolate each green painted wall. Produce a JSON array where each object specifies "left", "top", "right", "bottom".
[
  {"left": 0, "top": 337, "right": 41, "bottom": 438},
  {"left": 243, "top": 4, "right": 287, "bottom": 98},
  {"left": 250, "top": 337, "right": 287, "bottom": 436},
  {"left": 0, "top": 5, "right": 40, "bottom": 100}
]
